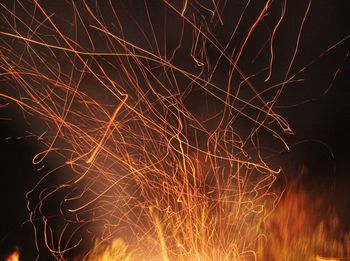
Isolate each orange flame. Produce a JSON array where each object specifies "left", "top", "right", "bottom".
[{"left": 5, "top": 252, "right": 20, "bottom": 261}]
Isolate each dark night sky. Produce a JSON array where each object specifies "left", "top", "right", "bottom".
[{"left": 0, "top": 0, "right": 349, "bottom": 260}]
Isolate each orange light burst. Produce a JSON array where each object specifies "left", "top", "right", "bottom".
[
  {"left": 5, "top": 252, "right": 20, "bottom": 261},
  {"left": 0, "top": 0, "right": 335, "bottom": 260}
]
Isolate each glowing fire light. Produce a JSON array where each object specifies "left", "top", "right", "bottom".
[
  {"left": 4, "top": 252, "right": 20, "bottom": 261},
  {"left": 0, "top": 0, "right": 348, "bottom": 260},
  {"left": 5, "top": 253, "right": 19, "bottom": 261},
  {"left": 1, "top": 247, "right": 21, "bottom": 261}
]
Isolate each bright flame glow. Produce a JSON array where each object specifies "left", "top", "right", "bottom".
[{"left": 5, "top": 252, "right": 20, "bottom": 261}]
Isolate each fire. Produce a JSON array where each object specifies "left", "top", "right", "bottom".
[
  {"left": 262, "top": 177, "right": 350, "bottom": 260},
  {"left": 0, "top": 0, "right": 348, "bottom": 260},
  {"left": 1, "top": 247, "right": 20, "bottom": 261},
  {"left": 83, "top": 239, "right": 131, "bottom": 261},
  {"left": 316, "top": 257, "right": 339, "bottom": 261},
  {"left": 4, "top": 252, "right": 20, "bottom": 261}
]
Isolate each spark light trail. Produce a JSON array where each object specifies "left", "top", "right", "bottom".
[{"left": 0, "top": 0, "right": 349, "bottom": 260}]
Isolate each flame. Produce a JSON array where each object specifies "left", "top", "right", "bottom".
[
  {"left": 316, "top": 257, "right": 340, "bottom": 261},
  {"left": 316, "top": 256, "right": 340, "bottom": 261},
  {"left": 262, "top": 180, "right": 350, "bottom": 260},
  {"left": 5, "top": 252, "right": 20, "bottom": 261},
  {"left": 78, "top": 181, "right": 350, "bottom": 260},
  {"left": 83, "top": 239, "right": 131, "bottom": 261}
]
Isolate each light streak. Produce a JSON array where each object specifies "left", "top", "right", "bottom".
[{"left": 86, "top": 94, "right": 128, "bottom": 164}]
